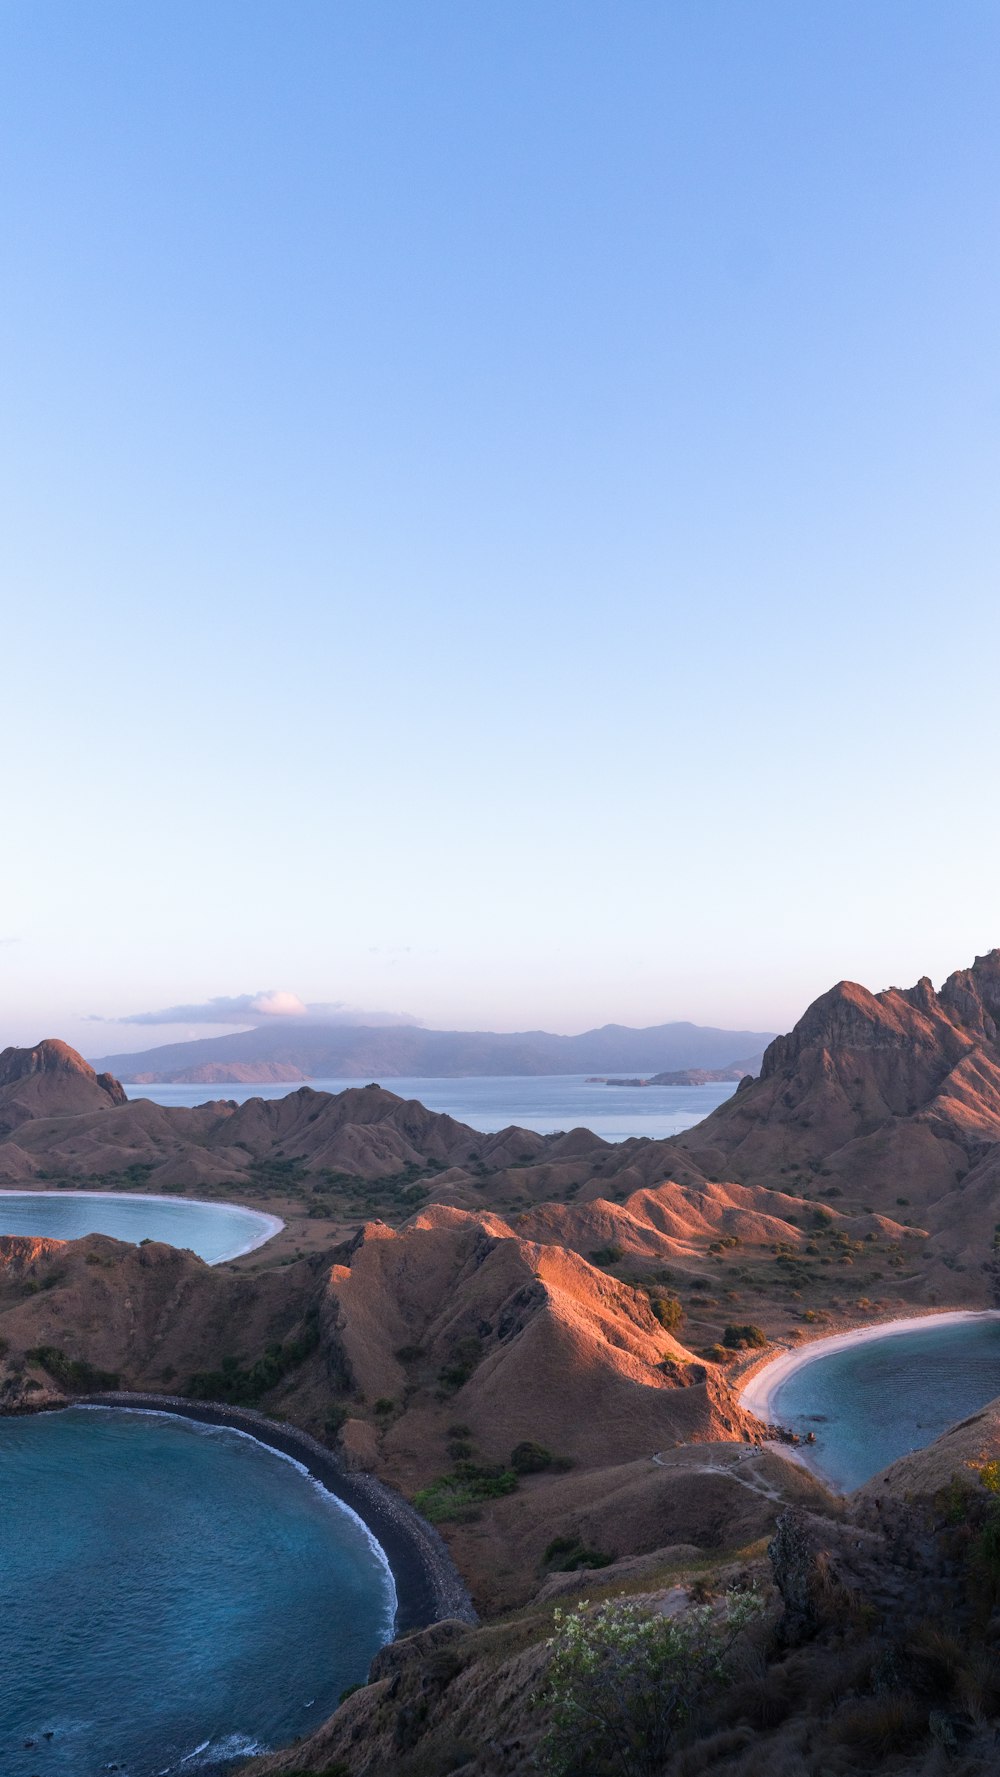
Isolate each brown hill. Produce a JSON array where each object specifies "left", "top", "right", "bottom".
[
  {"left": 324, "top": 1212, "right": 758, "bottom": 1472},
  {"left": 0, "top": 1039, "right": 126, "bottom": 1134},
  {"left": 0, "top": 1214, "right": 766, "bottom": 1611},
  {"left": 678, "top": 951, "right": 1000, "bottom": 1251},
  {"left": 0, "top": 1036, "right": 960, "bottom": 1338},
  {"left": 0, "top": 1048, "right": 548, "bottom": 1188}
]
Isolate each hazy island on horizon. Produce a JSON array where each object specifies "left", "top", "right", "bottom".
[{"left": 88, "top": 1016, "right": 774, "bottom": 1086}]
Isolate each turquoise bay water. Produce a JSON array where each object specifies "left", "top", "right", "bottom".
[
  {"left": 0, "top": 1408, "right": 394, "bottom": 1776},
  {"left": 125, "top": 1073, "right": 738, "bottom": 1141},
  {"left": 0, "top": 1193, "right": 280, "bottom": 1263},
  {"left": 768, "top": 1317, "right": 1000, "bottom": 1493}
]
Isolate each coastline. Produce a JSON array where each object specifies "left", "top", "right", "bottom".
[
  {"left": 76, "top": 1390, "right": 477, "bottom": 1635},
  {"left": 0, "top": 1188, "right": 284, "bottom": 1262},
  {"left": 739, "top": 1308, "right": 1000, "bottom": 1426}
]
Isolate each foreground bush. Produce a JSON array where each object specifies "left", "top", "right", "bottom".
[{"left": 537, "top": 1589, "right": 763, "bottom": 1776}]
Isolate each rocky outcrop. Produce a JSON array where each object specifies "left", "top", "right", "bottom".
[
  {"left": 0, "top": 1039, "right": 126, "bottom": 1133},
  {"left": 679, "top": 951, "right": 1000, "bottom": 1235}
]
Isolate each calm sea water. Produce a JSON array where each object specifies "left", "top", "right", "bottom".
[
  {"left": 0, "top": 1408, "right": 394, "bottom": 1776},
  {"left": 124, "top": 1073, "right": 737, "bottom": 1141},
  {"left": 769, "top": 1317, "right": 1000, "bottom": 1493},
  {"left": 0, "top": 1192, "right": 280, "bottom": 1263}
]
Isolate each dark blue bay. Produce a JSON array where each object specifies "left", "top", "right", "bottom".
[{"left": 0, "top": 1408, "right": 394, "bottom": 1776}]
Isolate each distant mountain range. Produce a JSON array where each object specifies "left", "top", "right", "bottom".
[{"left": 90, "top": 1019, "right": 775, "bottom": 1085}]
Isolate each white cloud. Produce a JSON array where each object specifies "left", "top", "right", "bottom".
[
  {"left": 247, "top": 990, "right": 308, "bottom": 1018},
  {"left": 87, "top": 992, "right": 421, "bottom": 1029}
]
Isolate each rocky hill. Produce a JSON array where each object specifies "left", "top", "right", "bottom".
[
  {"left": 679, "top": 949, "right": 1000, "bottom": 1263},
  {"left": 0, "top": 1039, "right": 126, "bottom": 1135}
]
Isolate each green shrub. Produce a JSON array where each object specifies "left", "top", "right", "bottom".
[
  {"left": 647, "top": 1293, "right": 684, "bottom": 1332},
  {"left": 511, "top": 1440, "right": 556, "bottom": 1474},
  {"left": 590, "top": 1245, "right": 623, "bottom": 1267},
  {"left": 186, "top": 1308, "right": 320, "bottom": 1405},
  {"left": 436, "top": 1335, "right": 484, "bottom": 1394},
  {"left": 542, "top": 1535, "right": 614, "bottom": 1573},
  {"left": 26, "top": 1346, "right": 119, "bottom": 1391},
  {"left": 722, "top": 1323, "right": 768, "bottom": 1350},
  {"left": 277, "top": 1766, "right": 350, "bottom": 1776},
  {"left": 537, "top": 1590, "right": 764, "bottom": 1775},
  {"left": 414, "top": 1461, "right": 518, "bottom": 1522}
]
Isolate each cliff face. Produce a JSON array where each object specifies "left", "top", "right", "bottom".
[{"left": 679, "top": 952, "right": 1000, "bottom": 1241}]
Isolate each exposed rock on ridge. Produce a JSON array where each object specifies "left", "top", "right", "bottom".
[
  {"left": 0, "top": 1039, "right": 126, "bottom": 1134},
  {"left": 679, "top": 950, "right": 1000, "bottom": 1249}
]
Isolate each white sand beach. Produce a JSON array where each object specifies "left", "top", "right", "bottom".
[{"left": 739, "top": 1310, "right": 1000, "bottom": 1424}]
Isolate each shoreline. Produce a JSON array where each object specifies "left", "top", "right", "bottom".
[
  {"left": 739, "top": 1308, "right": 1000, "bottom": 1428},
  {"left": 76, "top": 1390, "right": 477, "bottom": 1636},
  {"left": 0, "top": 1188, "right": 284, "bottom": 1262}
]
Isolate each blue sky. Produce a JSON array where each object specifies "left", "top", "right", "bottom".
[{"left": 2, "top": 1, "right": 999, "bottom": 1052}]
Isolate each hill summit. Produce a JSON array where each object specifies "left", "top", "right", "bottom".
[
  {"left": 680, "top": 949, "right": 1000, "bottom": 1250},
  {"left": 0, "top": 1040, "right": 126, "bottom": 1134}
]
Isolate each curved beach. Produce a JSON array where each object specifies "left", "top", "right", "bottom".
[
  {"left": 78, "top": 1391, "right": 477, "bottom": 1635},
  {"left": 0, "top": 1189, "right": 284, "bottom": 1262},
  {"left": 739, "top": 1309, "right": 1000, "bottom": 1426}
]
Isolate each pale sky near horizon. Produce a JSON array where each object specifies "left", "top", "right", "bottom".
[{"left": 3, "top": 2, "right": 1000, "bottom": 1056}]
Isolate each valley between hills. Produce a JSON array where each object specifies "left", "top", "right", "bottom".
[{"left": 8, "top": 951, "right": 1000, "bottom": 1774}]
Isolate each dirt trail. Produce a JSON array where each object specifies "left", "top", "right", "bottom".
[{"left": 651, "top": 1447, "right": 786, "bottom": 1502}]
